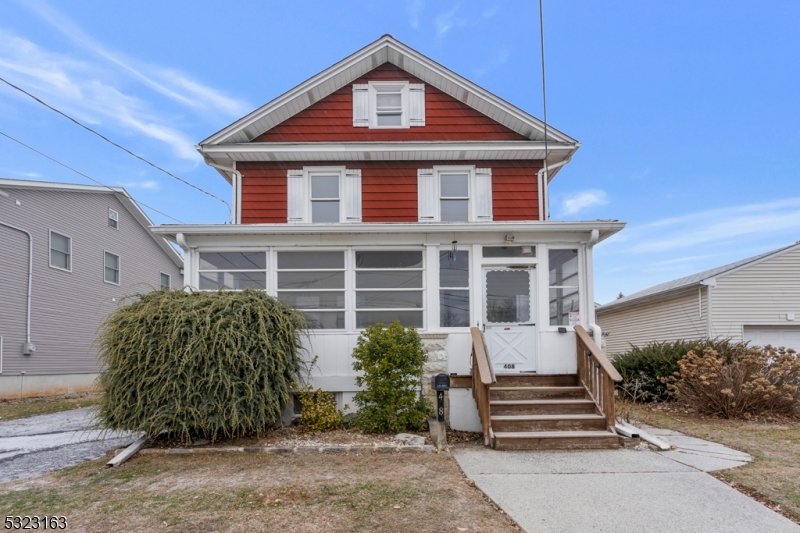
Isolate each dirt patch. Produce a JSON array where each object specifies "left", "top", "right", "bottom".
[
  {"left": 0, "top": 451, "right": 520, "bottom": 532},
  {"left": 0, "top": 393, "right": 99, "bottom": 422}
]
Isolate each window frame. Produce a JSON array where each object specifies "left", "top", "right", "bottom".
[
  {"left": 196, "top": 250, "right": 268, "bottom": 291},
  {"left": 548, "top": 247, "right": 581, "bottom": 328},
  {"left": 160, "top": 272, "right": 171, "bottom": 290},
  {"left": 439, "top": 248, "right": 471, "bottom": 328},
  {"left": 368, "top": 81, "right": 410, "bottom": 129},
  {"left": 108, "top": 208, "right": 119, "bottom": 229},
  {"left": 276, "top": 250, "right": 347, "bottom": 330},
  {"left": 48, "top": 230, "right": 72, "bottom": 273},
  {"left": 103, "top": 250, "right": 120, "bottom": 286},
  {"left": 353, "top": 249, "right": 425, "bottom": 330},
  {"left": 308, "top": 169, "right": 343, "bottom": 224},
  {"left": 433, "top": 166, "right": 476, "bottom": 222}
]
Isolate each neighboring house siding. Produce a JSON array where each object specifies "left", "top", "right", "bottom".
[
  {"left": 252, "top": 63, "right": 528, "bottom": 143},
  {"left": 0, "top": 189, "right": 182, "bottom": 376},
  {"left": 0, "top": 225, "right": 28, "bottom": 373},
  {"left": 597, "top": 289, "right": 708, "bottom": 356},
  {"left": 239, "top": 160, "right": 541, "bottom": 224},
  {"left": 710, "top": 247, "right": 800, "bottom": 343}
]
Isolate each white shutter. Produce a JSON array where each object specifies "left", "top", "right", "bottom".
[
  {"left": 352, "top": 84, "right": 369, "bottom": 127},
  {"left": 287, "top": 169, "right": 306, "bottom": 222},
  {"left": 474, "top": 168, "right": 493, "bottom": 221},
  {"left": 343, "top": 168, "right": 362, "bottom": 222},
  {"left": 417, "top": 168, "right": 436, "bottom": 221},
  {"left": 409, "top": 83, "right": 425, "bottom": 127}
]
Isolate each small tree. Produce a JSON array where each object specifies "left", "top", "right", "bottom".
[{"left": 351, "top": 321, "right": 431, "bottom": 433}]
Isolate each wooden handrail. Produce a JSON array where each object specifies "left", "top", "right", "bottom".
[
  {"left": 470, "top": 327, "right": 495, "bottom": 446},
  {"left": 574, "top": 325, "right": 621, "bottom": 431}
]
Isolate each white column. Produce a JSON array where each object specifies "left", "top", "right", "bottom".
[{"left": 425, "top": 244, "right": 440, "bottom": 330}]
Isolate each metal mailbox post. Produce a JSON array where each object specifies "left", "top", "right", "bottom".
[{"left": 431, "top": 374, "right": 450, "bottom": 423}]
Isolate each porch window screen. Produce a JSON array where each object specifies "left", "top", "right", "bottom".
[
  {"left": 440, "top": 250, "right": 469, "bottom": 327},
  {"left": 549, "top": 249, "right": 580, "bottom": 326},
  {"left": 277, "top": 251, "right": 345, "bottom": 329},
  {"left": 198, "top": 252, "right": 267, "bottom": 290},
  {"left": 355, "top": 251, "right": 423, "bottom": 328}
]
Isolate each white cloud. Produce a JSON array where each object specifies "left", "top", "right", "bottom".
[
  {"left": 561, "top": 190, "right": 609, "bottom": 215},
  {"left": 435, "top": 6, "right": 466, "bottom": 37},
  {"left": 18, "top": 0, "right": 248, "bottom": 118},
  {"left": 407, "top": 0, "right": 424, "bottom": 29},
  {"left": 119, "top": 180, "right": 159, "bottom": 190}
]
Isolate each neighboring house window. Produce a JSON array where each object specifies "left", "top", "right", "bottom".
[
  {"left": 352, "top": 82, "right": 425, "bottom": 128},
  {"left": 440, "top": 250, "right": 470, "bottom": 327},
  {"left": 160, "top": 272, "right": 171, "bottom": 290},
  {"left": 108, "top": 208, "right": 119, "bottom": 229},
  {"left": 549, "top": 249, "right": 580, "bottom": 326},
  {"left": 198, "top": 252, "right": 267, "bottom": 290},
  {"left": 104, "top": 251, "right": 120, "bottom": 285},
  {"left": 49, "top": 231, "right": 71, "bottom": 271},
  {"left": 355, "top": 251, "right": 423, "bottom": 328},
  {"left": 277, "top": 251, "right": 345, "bottom": 329},
  {"left": 417, "top": 167, "right": 492, "bottom": 222},
  {"left": 287, "top": 167, "right": 361, "bottom": 223}
]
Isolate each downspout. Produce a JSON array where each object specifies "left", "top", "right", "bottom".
[
  {"left": 585, "top": 229, "right": 603, "bottom": 349},
  {"left": 207, "top": 162, "right": 241, "bottom": 224},
  {"left": 0, "top": 219, "right": 33, "bottom": 352},
  {"left": 537, "top": 156, "right": 572, "bottom": 221}
]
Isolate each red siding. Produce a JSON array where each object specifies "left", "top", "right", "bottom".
[
  {"left": 253, "top": 63, "right": 528, "bottom": 143},
  {"left": 239, "top": 161, "right": 541, "bottom": 224}
]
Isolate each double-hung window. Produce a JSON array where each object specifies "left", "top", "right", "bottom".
[
  {"left": 418, "top": 167, "right": 492, "bottom": 222},
  {"left": 108, "top": 208, "right": 119, "bottom": 229},
  {"left": 439, "top": 250, "right": 470, "bottom": 327},
  {"left": 104, "top": 251, "right": 120, "bottom": 285},
  {"left": 352, "top": 82, "right": 425, "bottom": 128},
  {"left": 310, "top": 174, "right": 340, "bottom": 223},
  {"left": 355, "top": 251, "right": 423, "bottom": 328},
  {"left": 287, "top": 167, "right": 361, "bottom": 224},
  {"left": 49, "top": 231, "right": 71, "bottom": 271},
  {"left": 549, "top": 249, "right": 580, "bottom": 326},
  {"left": 198, "top": 252, "right": 267, "bottom": 290},
  {"left": 277, "top": 251, "right": 345, "bottom": 329}
]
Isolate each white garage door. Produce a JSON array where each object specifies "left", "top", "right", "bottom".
[{"left": 743, "top": 326, "right": 800, "bottom": 352}]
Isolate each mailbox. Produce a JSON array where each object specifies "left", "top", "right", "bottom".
[{"left": 431, "top": 373, "right": 450, "bottom": 392}]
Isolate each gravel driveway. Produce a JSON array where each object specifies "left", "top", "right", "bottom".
[{"left": 0, "top": 407, "right": 137, "bottom": 484}]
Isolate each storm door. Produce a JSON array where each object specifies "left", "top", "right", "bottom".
[{"left": 483, "top": 267, "right": 536, "bottom": 373}]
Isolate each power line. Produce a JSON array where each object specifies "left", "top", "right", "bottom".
[
  {"left": 539, "top": 0, "right": 549, "bottom": 218},
  {"left": 0, "top": 75, "right": 231, "bottom": 221},
  {"left": 0, "top": 130, "right": 185, "bottom": 224}
]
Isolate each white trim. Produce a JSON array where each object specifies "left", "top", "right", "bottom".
[
  {"left": 160, "top": 272, "right": 171, "bottom": 290},
  {"left": 103, "top": 250, "right": 121, "bottom": 286},
  {"left": 48, "top": 229, "right": 72, "bottom": 273},
  {"left": 368, "top": 81, "right": 410, "bottom": 129},
  {"left": 108, "top": 208, "right": 119, "bottom": 229}
]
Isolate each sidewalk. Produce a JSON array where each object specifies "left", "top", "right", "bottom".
[{"left": 453, "top": 432, "right": 799, "bottom": 533}]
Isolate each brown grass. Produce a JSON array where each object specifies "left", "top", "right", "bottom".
[
  {"left": 0, "top": 451, "right": 519, "bottom": 532},
  {"left": 0, "top": 393, "right": 100, "bottom": 422},
  {"left": 620, "top": 399, "right": 800, "bottom": 522}
]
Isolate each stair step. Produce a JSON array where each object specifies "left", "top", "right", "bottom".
[
  {"left": 490, "top": 386, "right": 586, "bottom": 400},
  {"left": 493, "top": 430, "right": 620, "bottom": 450},
  {"left": 491, "top": 413, "right": 607, "bottom": 432},
  {"left": 490, "top": 399, "right": 598, "bottom": 415},
  {"left": 494, "top": 374, "right": 579, "bottom": 387}
]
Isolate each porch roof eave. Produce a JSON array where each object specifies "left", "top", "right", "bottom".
[{"left": 151, "top": 220, "right": 626, "bottom": 244}]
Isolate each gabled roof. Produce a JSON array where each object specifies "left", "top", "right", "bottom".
[
  {"left": 597, "top": 241, "right": 800, "bottom": 312},
  {"left": 198, "top": 35, "right": 579, "bottom": 181},
  {"left": 0, "top": 178, "right": 183, "bottom": 268}
]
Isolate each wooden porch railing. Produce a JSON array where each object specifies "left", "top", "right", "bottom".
[
  {"left": 574, "top": 325, "right": 623, "bottom": 431},
  {"left": 470, "top": 327, "right": 496, "bottom": 446}
]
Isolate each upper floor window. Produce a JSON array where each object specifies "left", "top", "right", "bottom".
[
  {"left": 310, "top": 174, "right": 340, "bottom": 223},
  {"left": 160, "top": 272, "right": 171, "bottom": 290},
  {"left": 49, "top": 231, "right": 71, "bottom": 271},
  {"left": 108, "top": 208, "right": 119, "bottom": 229},
  {"left": 549, "top": 249, "right": 580, "bottom": 326},
  {"left": 352, "top": 82, "right": 425, "bottom": 129},
  {"left": 418, "top": 167, "right": 492, "bottom": 222},
  {"left": 104, "top": 251, "right": 120, "bottom": 285},
  {"left": 287, "top": 167, "right": 361, "bottom": 223}
]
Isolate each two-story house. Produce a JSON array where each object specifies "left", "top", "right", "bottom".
[
  {"left": 153, "top": 36, "right": 626, "bottom": 449},
  {"left": 0, "top": 178, "right": 183, "bottom": 399}
]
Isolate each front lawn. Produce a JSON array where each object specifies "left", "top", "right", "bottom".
[{"left": 0, "top": 393, "right": 99, "bottom": 422}]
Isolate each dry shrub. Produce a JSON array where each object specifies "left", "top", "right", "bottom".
[{"left": 668, "top": 345, "right": 800, "bottom": 418}]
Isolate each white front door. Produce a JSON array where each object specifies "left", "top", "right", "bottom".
[{"left": 483, "top": 267, "right": 536, "bottom": 373}]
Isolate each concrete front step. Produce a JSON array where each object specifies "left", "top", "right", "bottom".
[
  {"left": 490, "top": 386, "right": 586, "bottom": 401},
  {"left": 490, "top": 399, "right": 598, "bottom": 416},
  {"left": 492, "top": 430, "right": 620, "bottom": 450},
  {"left": 494, "top": 374, "right": 579, "bottom": 387},
  {"left": 491, "top": 413, "right": 607, "bottom": 432}
]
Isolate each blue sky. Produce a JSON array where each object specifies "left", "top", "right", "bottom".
[{"left": 1, "top": 0, "right": 799, "bottom": 303}]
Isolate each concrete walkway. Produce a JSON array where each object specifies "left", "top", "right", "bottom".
[{"left": 454, "top": 433, "right": 799, "bottom": 533}]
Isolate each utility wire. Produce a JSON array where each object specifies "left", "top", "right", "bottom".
[
  {"left": 0, "top": 130, "right": 185, "bottom": 224},
  {"left": 538, "top": 0, "right": 549, "bottom": 219},
  {"left": 0, "top": 75, "right": 231, "bottom": 221}
]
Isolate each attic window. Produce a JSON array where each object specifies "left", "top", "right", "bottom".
[
  {"left": 353, "top": 82, "right": 425, "bottom": 128},
  {"left": 108, "top": 208, "right": 119, "bottom": 229}
]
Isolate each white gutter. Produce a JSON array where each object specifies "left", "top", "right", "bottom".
[
  {"left": 537, "top": 156, "right": 572, "bottom": 220},
  {"left": 207, "top": 162, "right": 242, "bottom": 223},
  {"left": 0, "top": 219, "right": 33, "bottom": 352}
]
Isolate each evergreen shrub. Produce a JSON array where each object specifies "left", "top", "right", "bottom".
[
  {"left": 351, "top": 321, "right": 431, "bottom": 433},
  {"left": 612, "top": 338, "right": 747, "bottom": 402},
  {"left": 95, "top": 289, "right": 307, "bottom": 443}
]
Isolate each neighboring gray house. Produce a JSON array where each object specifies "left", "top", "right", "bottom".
[
  {"left": 0, "top": 179, "right": 183, "bottom": 399},
  {"left": 597, "top": 242, "right": 800, "bottom": 356}
]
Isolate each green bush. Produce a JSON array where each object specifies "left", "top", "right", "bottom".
[
  {"left": 351, "top": 321, "right": 431, "bottom": 433},
  {"left": 612, "top": 338, "right": 748, "bottom": 402},
  {"left": 296, "top": 386, "right": 346, "bottom": 431},
  {"left": 95, "top": 289, "right": 307, "bottom": 443}
]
